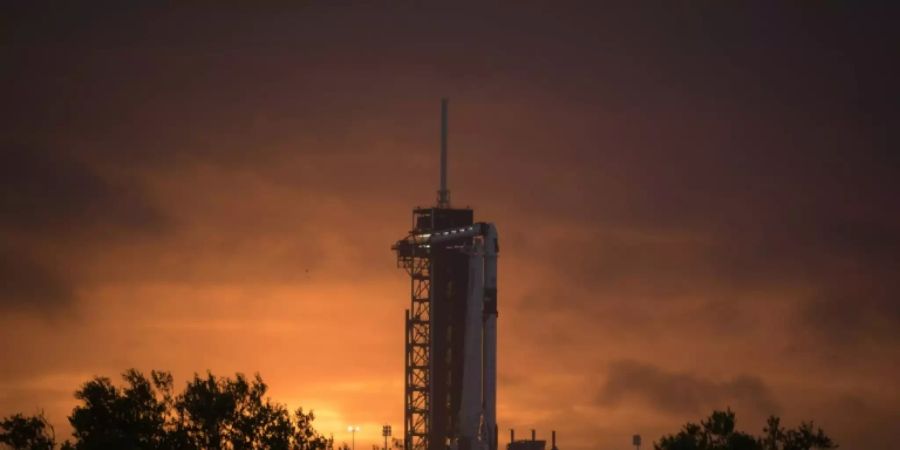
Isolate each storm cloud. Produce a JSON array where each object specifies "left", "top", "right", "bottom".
[
  {"left": 0, "top": 143, "right": 166, "bottom": 311},
  {"left": 597, "top": 360, "right": 781, "bottom": 417},
  {"left": 0, "top": 244, "right": 73, "bottom": 311}
]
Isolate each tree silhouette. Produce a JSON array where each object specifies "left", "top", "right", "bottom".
[
  {"left": 1, "top": 369, "right": 331, "bottom": 450},
  {"left": 69, "top": 369, "right": 171, "bottom": 449},
  {"left": 173, "top": 372, "right": 326, "bottom": 450},
  {"left": 760, "top": 416, "right": 835, "bottom": 450},
  {"left": 655, "top": 409, "right": 836, "bottom": 450},
  {"left": 0, "top": 412, "right": 56, "bottom": 450}
]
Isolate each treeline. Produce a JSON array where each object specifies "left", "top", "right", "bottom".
[
  {"left": 1, "top": 370, "right": 838, "bottom": 450},
  {"left": 655, "top": 409, "right": 836, "bottom": 450},
  {"left": 0, "top": 370, "right": 331, "bottom": 450}
]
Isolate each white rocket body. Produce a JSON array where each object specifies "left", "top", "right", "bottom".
[
  {"left": 421, "top": 223, "right": 498, "bottom": 450},
  {"left": 459, "top": 242, "right": 485, "bottom": 448}
]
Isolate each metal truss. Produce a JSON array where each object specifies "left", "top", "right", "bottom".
[{"left": 401, "top": 242, "right": 431, "bottom": 450}]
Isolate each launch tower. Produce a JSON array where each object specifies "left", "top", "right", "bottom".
[{"left": 393, "top": 99, "right": 499, "bottom": 450}]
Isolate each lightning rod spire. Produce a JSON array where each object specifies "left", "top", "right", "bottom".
[{"left": 437, "top": 98, "right": 450, "bottom": 208}]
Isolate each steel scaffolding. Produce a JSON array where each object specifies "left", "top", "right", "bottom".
[{"left": 398, "top": 223, "right": 432, "bottom": 450}]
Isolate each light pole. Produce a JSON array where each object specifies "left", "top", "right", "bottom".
[
  {"left": 348, "top": 425, "right": 360, "bottom": 450},
  {"left": 382, "top": 425, "right": 392, "bottom": 450}
]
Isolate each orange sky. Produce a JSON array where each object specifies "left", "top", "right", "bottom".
[{"left": 2, "top": 4, "right": 899, "bottom": 449}]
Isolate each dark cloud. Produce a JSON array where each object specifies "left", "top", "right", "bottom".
[
  {"left": 823, "top": 394, "right": 900, "bottom": 449},
  {"left": 797, "top": 220, "right": 900, "bottom": 347},
  {"left": 0, "top": 244, "right": 73, "bottom": 312},
  {"left": 1, "top": 143, "right": 165, "bottom": 236},
  {"left": 0, "top": 143, "right": 166, "bottom": 312},
  {"left": 597, "top": 360, "right": 780, "bottom": 417},
  {"left": 800, "top": 283, "right": 900, "bottom": 350}
]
